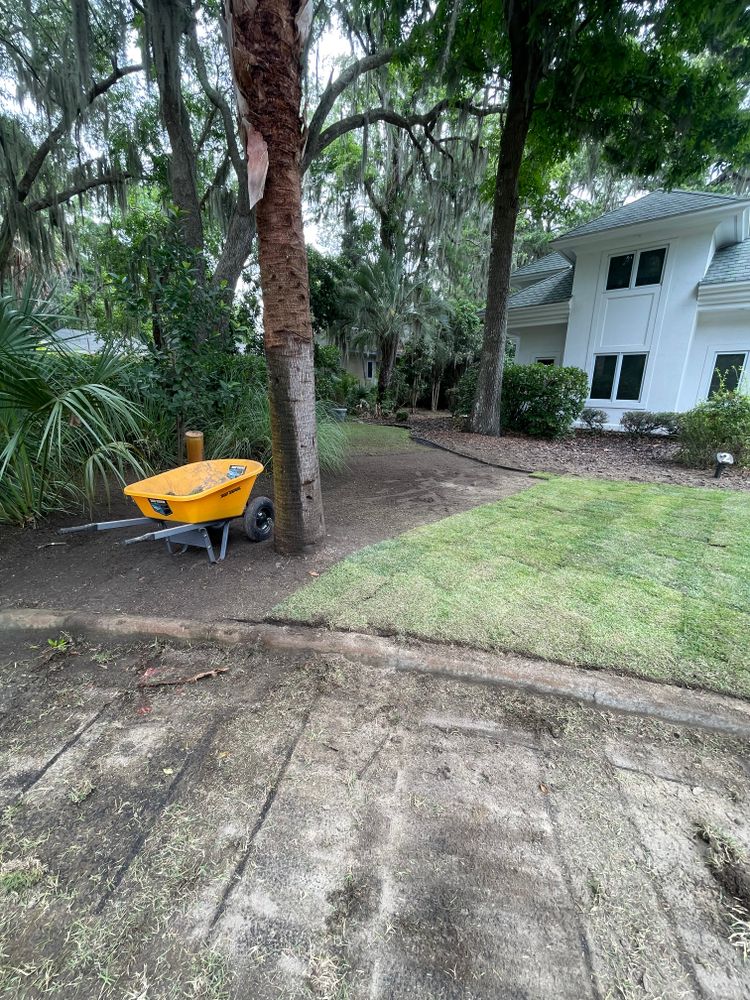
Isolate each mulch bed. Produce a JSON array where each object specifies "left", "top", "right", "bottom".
[{"left": 408, "top": 415, "right": 750, "bottom": 490}]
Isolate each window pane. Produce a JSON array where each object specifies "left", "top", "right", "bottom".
[
  {"left": 606, "top": 254, "right": 634, "bottom": 290},
  {"left": 709, "top": 353, "right": 747, "bottom": 397},
  {"left": 635, "top": 248, "right": 666, "bottom": 286},
  {"left": 535, "top": 358, "right": 555, "bottom": 366},
  {"left": 591, "top": 355, "right": 617, "bottom": 399},
  {"left": 616, "top": 354, "right": 647, "bottom": 400}
]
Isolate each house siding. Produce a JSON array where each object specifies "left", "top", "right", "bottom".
[
  {"left": 507, "top": 193, "right": 750, "bottom": 428},
  {"left": 510, "top": 324, "right": 567, "bottom": 365},
  {"left": 678, "top": 308, "right": 750, "bottom": 409}
]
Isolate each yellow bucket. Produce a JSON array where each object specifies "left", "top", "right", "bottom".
[{"left": 124, "top": 459, "right": 264, "bottom": 524}]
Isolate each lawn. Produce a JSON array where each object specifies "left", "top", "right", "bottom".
[
  {"left": 344, "top": 421, "right": 420, "bottom": 455},
  {"left": 275, "top": 476, "right": 750, "bottom": 698}
]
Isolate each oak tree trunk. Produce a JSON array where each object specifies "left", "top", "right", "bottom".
[
  {"left": 471, "top": 8, "right": 542, "bottom": 436},
  {"left": 228, "top": 0, "right": 324, "bottom": 553},
  {"left": 148, "top": 0, "right": 205, "bottom": 257}
]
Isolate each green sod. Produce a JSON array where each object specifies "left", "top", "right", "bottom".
[
  {"left": 344, "top": 422, "right": 420, "bottom": 455},
  {"left": 276, "top": 476, "right": 750, "bottom": 698}
]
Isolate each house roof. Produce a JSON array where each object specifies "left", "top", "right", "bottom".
[
  {"left": 555, "top": 190, "right": 746, "bottom": 243},
  {"left": 701, "top": 238, "right": 750, "bottom": 285},
  {"left": 508, "top": 268, "right": 574, "bottom": 309},
  {"left": 511, "top": 251, "right": 571, "bottom": 282}
]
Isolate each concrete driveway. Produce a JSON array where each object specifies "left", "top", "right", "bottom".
[{"left": 1, "top": 630, "right": 748, "bottom": 999}]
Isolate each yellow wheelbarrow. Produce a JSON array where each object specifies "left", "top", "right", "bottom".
[{"left": 60, "top": 460, "right": 274, "bottom": 563}]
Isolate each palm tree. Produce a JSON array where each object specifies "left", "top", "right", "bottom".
[
  {"left": 340, "top": 253, "right": 445, "bottom": 408},
  {"left": 0, "top": 285, "right": 148, "bottom": 524},
  {"left": 225, "top": 0, "right": 324, "bottom": 554}
]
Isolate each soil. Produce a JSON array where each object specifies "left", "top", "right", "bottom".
[
  {"left": 0, "top": 442, "right": 530, "bottom": 623},
  {"left": 1, "top": 632, "right": 749, "bottom": 999},
  {"left": 409, "top": 414, "right": 750, "bottom": 490}
]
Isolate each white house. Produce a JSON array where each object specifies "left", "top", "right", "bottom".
[{"left": 508, "top": 190, "right": 750, "bottom": 426}]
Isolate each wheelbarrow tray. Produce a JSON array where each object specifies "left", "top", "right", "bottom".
[{"left": 124, "top": 459, "right": 264, "bottom": 524}]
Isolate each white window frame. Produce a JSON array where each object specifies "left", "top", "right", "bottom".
[
  {"left": 605, "top": 246, "right": 668, "bottom": 293},
  {"left": 534, "top": 355, "right": 559, "bottom": 366},
  {"left": 589, "top": 351, "right": 649, "bottom": 404},
  {"left": 365, "top": 359, "right": 375, "bottom": 380}
]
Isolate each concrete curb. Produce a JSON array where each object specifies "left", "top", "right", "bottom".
[{"left": 3, "top": 607, "right": 750, "bottom": 740}]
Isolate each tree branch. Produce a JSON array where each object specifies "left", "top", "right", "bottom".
[
  {"left": 306, "top": 100, "right": 504, "bottom": 169},
  {"left": 302, "top": 48, "right": 397, "bottom": 170},
  {"left": 16, "top": 64, "right": 142, "bottom": 204},
  {"left": 25, "top": 172, "right": 133, "bottom": 213},
  {"left": 188, "top": 26, "right": 244, "bottom": 181}
]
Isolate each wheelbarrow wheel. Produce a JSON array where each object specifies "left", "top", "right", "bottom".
[{"left": 244, "top": 496, "right": 275, "bottom": 542}]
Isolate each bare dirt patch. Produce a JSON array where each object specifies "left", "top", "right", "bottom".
[
  {"left": 411, "top": 414, "right": 750, "bottom": 490},
  {"left": 0, "top": 442, "right": 530, "bottom": 624},
  {"left": 1, "top": 630, "right": 749, "bottom": 998}
]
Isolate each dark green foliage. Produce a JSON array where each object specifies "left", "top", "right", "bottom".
[
  {"left": 449, "top": 365, "right": 479, "bottom": 422},
  {"left": 501, "top": 363, "right": 588, "bottom": 439},
  {"left": 313, "top": 344, "right": 360, "bottom": 405},
  {"left": 621, "top": 411, "right": 682, "bottom": 437},
  {"left": 655, "top": 412, "right": 683, "bottom": 437},
  {"left": 395, "top": 409, "right": 409, "bottom": 423},
  {"left": 450, "top": 361, "right": 586, "bottom": 438},
  {"left": 678, "top": 391, "right": 750, "bottom": 468},
  {"left": 0, "top": 285, "right": 148, "bottom": 525},
  {"left": 579, "top": 407, "right": 608, "bottom": 432},
  {"left": 308, "top": 248, "right": 349, "bottom": 336}
]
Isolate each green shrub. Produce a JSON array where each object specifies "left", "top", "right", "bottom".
[
  {"left": 449, "top": 362, "right": 587, "bottom": 437},
  {"left": 395, "top": 409, "right": 409, "bottom": 423},
  {"left": 579, "top": 407, "right": 608, "bottom": 432},
  {"left": 621, "top": 410, "right": 683, "bottom": 437},
  {"left": 677, "top": 390, "right": 750, "bottom": 468},
  {"left": 0, "top": 286, "right": 149, "bottom": 525},
  {"left": 501, "top": 363, "right": 588, "bottom": 438},
  {"left": 449, "top": 365, "right": 479, "bottom": 419},
  {"left": 313, "top": 344, "right": 361, "bottom": 405},
  {"left": 654, "top": 411, "right": 682, "bottom": 436}
]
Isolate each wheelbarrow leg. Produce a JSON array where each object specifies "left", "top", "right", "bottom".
[{"left": 218, "top": 520, "right": 231, "bottom": 561}]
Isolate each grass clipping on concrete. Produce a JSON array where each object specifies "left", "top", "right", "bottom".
[{"left": 276, "top": 476, "right": 750, "bottom": 698}]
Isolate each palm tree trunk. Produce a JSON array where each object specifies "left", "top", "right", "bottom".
[
  {"left": 377, "top": 332, "right": 399, "bottom": 406},
  {"left": 227, "top": 0, "right": 324, "bottom": 553}
]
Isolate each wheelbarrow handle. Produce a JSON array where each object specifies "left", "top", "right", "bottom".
[{"left": 59, "top": 517, "right": 154, "bottom": 535}]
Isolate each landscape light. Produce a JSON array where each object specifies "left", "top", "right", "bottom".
[{"left": 714, "top": 452, "right": 734, "bottom": 478}]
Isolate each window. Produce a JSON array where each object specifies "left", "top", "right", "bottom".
[
  {"left": 606, "top": 248, "right": 666, "bottom": 290},
  {"left": 709, "top": 352, "right": 747, "bottom": 397},
  {"left": 635, "top": 248, "right": 666, "bottom": 287},
  {"left": 535, "top": 357, "right": 556, "bottom": 366},
  {"left": 366, "top": 359, "right": 375, "bottom": 380},
  {"left": 616, "top": 354, "right": 647, "bottom": 400},
  {"left": 590, "top": 353, "right": 648, "bottom": 402},
  {"left": 606, "top": 254, "right": 635, "bottom": 290}
]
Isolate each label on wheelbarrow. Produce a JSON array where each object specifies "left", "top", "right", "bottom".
[
  {"left": 149, "top": 498, "right": 172, "bottom": 516},
  {"left": 226, "top": 464, "right": 247, "bottom": 479}
]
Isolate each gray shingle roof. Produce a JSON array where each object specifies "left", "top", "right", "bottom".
[
  {"left": 556, "top": 190, "right": 745, "bottom": 242},
  {"left": 701, "top": 238, "right": 750, "bottom": 285},
  {"left": 508, "top": 268, "right": 574, "bottom": 309},
  {"left": 512, "top": 251, "right": 571, "bottom": 281}
]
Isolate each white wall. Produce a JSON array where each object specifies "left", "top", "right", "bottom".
[
  {"left": 508, "top": 324, "right": 567, "bottom": 365},
  {"left": 561, "top": 223, "right": 718, "bottom": 423},
  {"left": 678, "top": 308, "right": 750, "bottom": 409}
]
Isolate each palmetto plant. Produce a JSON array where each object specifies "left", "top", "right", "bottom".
[
  {"left": 340, "top": 253, "right": 445, "bottom": 406},
  {"left": 0, "top": 285, "right": 149, "bottom": 525}
]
